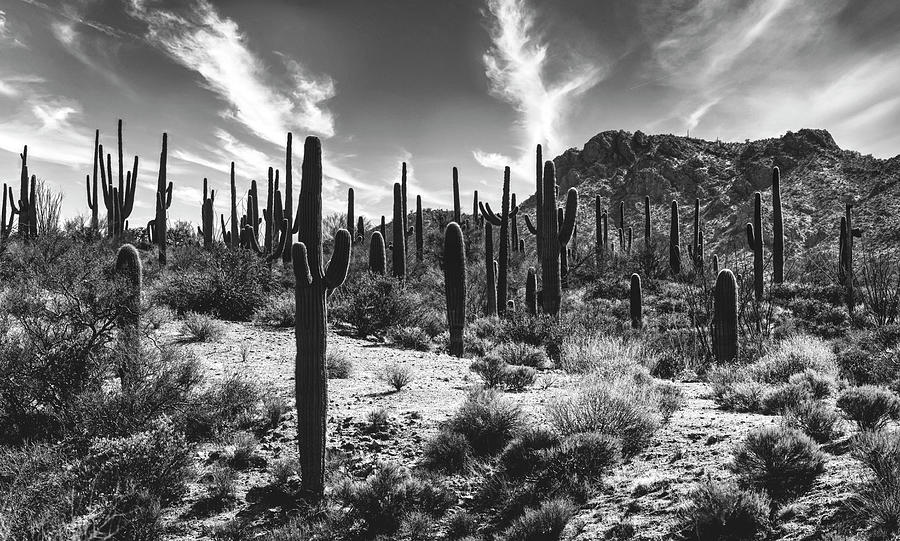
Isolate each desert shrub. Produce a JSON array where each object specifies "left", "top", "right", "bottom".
[
  {"left": 503, "top": 365, "right": 537, "bottom": 392},
  {"left": 155, "top": 247, "right": 272, "bottom": 321},
  {"left": 837, "top": 385, "right": 900, "bottom": 431},
  {"left": 729, "top": 425, "right": 825, "bottom": 500},
  {"left": 544, "top": 432, "right": 620, "bottom": 483},
  {"left": 747, "top": 335, "right": 836, "bottom": 384},
  {"left": 0, "top": 444, "right": 77, "bottom": 538},
  {"left": 332, "top": 463, "right": 455, "bottom": 537},
  {"left": 655, "top": 381, "right": 686, "bottom": 422},
  {"left": 836, "top": 326, "right": 900, "bottom": 385},
  {"left": 500, "top": 313, "right": 563, "bottom": 359},
  {"left": 496, "top": 341, "right": 550, "bottom": 369},
  {"left": 204, "top": 465, "right": 237, "bottom": 503},
  {"left": 254, "top": 292, "right": 294, "bottom": 327},
  {"left": 708, "top": 366, "right": 765, "bottom": 413},
  {"left": 852, "top": 430, "right": 900, "bottom": 538},
  {"left": 380, "top": 363, "right": 413, "bottom": 391},
  {"left": 445, "top": 510, "right": 479, "bottom": 539},
  {"left": 398, "top": 511, "right": 436, "bottom": 541},
  {"left": 446, "top": 389, "right": 524, "bottom": 456},
  {"left": 263, "top": 394, "right": 289, "bottom": 429},
  {"left": 677, "top": 478, "right": 771, "bottom": 541},
  {"left": 145, "top": 304, "right": 174, "bottom": 330},
  {"left": 546, "top": 379, "right": 661, "bottom": 458},
  {"left": 471, "top": 353, "right": 507, "bottom": 388},
  {"left": 783, "top": 401, "right": 842, "bottom": 443},
  {"left": 330, "top": 272, "right": 415, "bottom": 337},
  {"left": 496, "top": 497, "right": 575, "bottom": 541},
  {"left": 94, "top": 485, "right": 164, "bottom": 541},
  {"left": 181, "top": 312, "right": 226, "bottom": 342},
  {"left": 786, "top": 297, "right": 849, "bottom": 339},
  {"left": 270, "top": 458, "right": 299, "bottom": 487},
  {"left": 326, "top": 349, "right": 353, "bottom": 379},
  {"left": 226, "top": 432, "right": 258, "bottom": 469},
  {"left": 788, "top": 369, "right": 835, "bottom": 399},
  {"left": 761, "top": 383, "right": 813, "bottom": 415},
  {"left": 421, "top": 429, "right": 472, "bottom": 474},
  {"left": 498, "top": 426, "right": 561, "bottom": 478},
  {"left": 180, "top": 374, "right": 260, "bottom": 440},
  {"left": 559, "top": 335, "right": 657, "bottom": 376},
  {"left": 365, "top": 407, "right": 391, "bottom": 432},
  {"left": 388, "top": 326, "right": 431, "bottom": 351},
  {"left": 82, "top": 416, "right": 193, "bottom": 505}
]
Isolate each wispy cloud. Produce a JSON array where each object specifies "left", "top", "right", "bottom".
[
  {"left": 49, "top": 19, "right": 131, "bottom": 91},
  {"left": 476, "top": 0, "right": 604, "bottom": 175},
  {"left": 0, "top": 95, "right": 93, "bottom": 168},
  {"left": 127, "top": 0, "right": 335, "bottom": 144}
]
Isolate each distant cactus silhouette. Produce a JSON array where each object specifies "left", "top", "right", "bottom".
[
  {"left": 347, "top": 188, "right": 355, "bottom": 240},
  {"left": 712, "top": 254, "right": 719, "bottom": 276},
  {"left": 146, "top": 133, "right": 173, "bottom": 264},
  {"left": 480, "top": 166, "right": 519, "bottom": 315},
  {"left": 510, "top": 193, "right": 520, "bottom": 252},
  {"left": 114, "top": 243, "right": 142, "bottom": 390},
  {"left": 369, "top": 231, "right": 386, "bottom": 275},
  {"left": 839, "top": 203, "right": 862, "bottom": 313},
  {"left": 199, "top": 178, "right": 215, "bottom": 248},
  {"left": 415, "top": 195, "right": 424, "bottom": 262},
  {"left": 392, "top": 182, "right": 406, "bottom": 279},
  {"left": 0, "top": 183, "right": 13, "bottom": 248},
  {"left": 282, "top": 133, "right": 297, "bottom": 264},
  {"left": 452, "top": 167, "right": 461, "bottom": 223},
  {"left": 444, "top": 222, "right": 466, "bottom": 357},
  {"left": 630, "top": 273, "right": 642, "bottom": 329},
  {"left": 401, "top": 162, "right": 409, "bottom": 252},
  {"left": 772, "top": 167, "right": 784, "bottom": 283},
  {"left": 713, "top": 269, "right": 739, "bottom": 362},
  {"left": 746, "top": 192, "right": 764, "bottom": 300},
  {"left": 525, "top": 267, "right": 537, "bottom": 315},
  {"left": 85, "top": 129, "right": 100, "bottom": 232},
  {"left": 539, "top": 161, "right": 577, "bottom": 316},
  {"left": 356, "top": 216, "right": 365, "bottom": 244},
  {"left": 689, "top": 198, "right": 701, "bottom": 270},
  {"left": 227, "top": 162, "right": 239, "bottom": 247},
  {"left": 534, "top": 144, "right": 544, "bottom": 258},
  {"left": 484, "top": 221, "right": 497, "bottom": 315},
  {"left": 669, "top": 200, "right": 681, "bottom": 275},
  {"left": 98, "top": 120, "right": 137, "bottom": 240},
  {"left": 292, "top": 136, "right": 351, "bottom": 496},
  {"left": 380, "top": 215, "right": 386, "bottom": 240},
  {"left": 472, "top": 190, "right": 480, "bottom": 228}
]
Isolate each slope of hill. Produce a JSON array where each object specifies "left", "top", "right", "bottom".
[{"left": 517, "top": 129, "right": 900, "bottom": 265}]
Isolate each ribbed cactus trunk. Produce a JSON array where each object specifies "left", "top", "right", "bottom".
[
  {"left": 401, "top": 162, "right": 409, "bottom": 252},
  {"left": 16, "top": 146, "right": 34, "bottom": 239},
  {"left": 840, "top": 204, "right": 860, "bottom": 313},
  {"left": 293, "top": 136, "right": 352, "bottom": 497},
  {"left": 452, "top": 167, "right": 461, "bottom": 223},
  {"left": 525, "top": 267, "right": 537, "bottom": 315},
  {"left": 1, "top": 184, "right": 14, "bottom": 248},
  {"left": 229, "top": 162, "right": 239, "bottom": 247},
  {"left": 86, "top": 130, "right": 100, "bottom": 232},
  {"left": 630, "top": 273, "right": 642, "bottom": 329},
  {"left": 356, "top": 216, "right": 365, "bottom": 244},
  {"left": 644, "top": 196, "right": 651, "bottom": 245},
  {"left": 347, "top": 188, "right": 355, "bottom": 240},
  {"left": 282, "top": 133, "right": 295, "bottom": 264},
  {"left": 535, "top": 144, "right": 543, "bottom": 258},
  {"left": 444, "top": 222, "right": 466, "bottom": 357},
  {"left": 472, "top": 191, "right": 479, "bottom": 228},
  {"left": 479, "top": 167, "right": 518, "bottom": 316},
  {"left": 485, "top": 222, "right": 497, "bottom": 316},
  {"left": 540, "top": 162, "right": 578, "bottom": 317},
  {"left": 510, "top": 193, "right": 519, "bottom": 253},
  {"left": 115, "top": 244, "right": 142, "bottom": 391},
  {"left": 772, "top": 167, "right": 784, "bottom": 284},
  {"left": 415, "top": 195, "right": 424, "bottom": 262},
  {"left": 369, "top": 231, "right": 386, "bottom": 275},
  {"left": 392, "top": 183, "right": 406, "bottom": 279},
  {"left": 746, "top": 192, "right": 764, "bottom": 300},
  {"left": 691, "top": 198, "right": 701, "bottom": 270},
  {"left": 151, "top": 133, "right": 172, "bottom": 264},
  {"left": 712, "top": 254, "right": 719, "bottom": 276},
  {"left": 669, "top": 201, "right": 681, "bottom": 275},
  {"left": 559, "top": 208, "right": 569, "bottom": 288},
  {"left": 380, "top": 215, "right": 386, "bottom": 241},
  {"left": 713, "top": 269, "right": 739, "bottom": 363},
  {"left": 200, "top": 178, "right": 215, "bottom": 248}
]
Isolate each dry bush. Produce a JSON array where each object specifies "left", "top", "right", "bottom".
[
  {"left": 445, "top": 388, "right": 524, "bottom": 456},
  {"left": 747, "top": 334, "right": 837, "bottom": 384},
  {"left": 181, "top": 312, "right": 225, "bottom": 342},
  {"left": 783, "top": 401, "right": 842, "bottom": 444},
  {"left": 559, "top": 335, "right": 658, "bottom": 376},
  {"left": 421, "top": 429, "right": 473, "bottom": 474},
  {"left": 496, "top": 498, "right": 575, "bottom": 541},
  {"left": 677, "top": 477, "right": 771, "bottom": 541},
  {"left": 852, "top": 430, "right": 900, "bottom": 538},
  {"left": 837, "top": 385, "right": 900, "bottom": 431},
  {"left": 729, "top": 425, "right": 825, "bottom": 501},
  {"left": 326, "top": 349, "right": 353, "bottom": 379},
  {"left": 380, "top": 363, "right": 413, "bottom": 392}
]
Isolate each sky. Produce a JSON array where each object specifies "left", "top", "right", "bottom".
[{"left": 1, "top": 0, "right": 899, "bottom": 226}]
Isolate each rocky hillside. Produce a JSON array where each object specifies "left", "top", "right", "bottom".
[{"left": 522, "top": 129, "right": 900, "bottom": 265}]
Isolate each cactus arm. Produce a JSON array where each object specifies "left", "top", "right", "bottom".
[
  {"left": 86, "top": 175, "right": 95, "bottom": 210},
  {"left": 146, "top": 220, "right": 155, "bottom": 244},
  {"left": 523, "top": 214, "right": 537, "bottom": 235},
  {"left": 292, "top": 242, "right": 313, "bottom": 287},
  {"left": 292, "top": 202, "right": 301, "bottom": 234},
  {"left": 509, "top": 204, "right": 519, "bottom": 217},
  {"left": 558, "top": 188, "right": 578, "bottom": 244},
  {"left": 480, "top": 201, "right": 502, "bottom": 226},
  {"left": 745, "top": 223, "right": 755, "bottom": 247},
  {"left": 325, "top": 229, "right": 352, "bottom": 291},
  {"left": 244, "top": 225, "right": 264, "bottom": 255},
  {"left": 164, "top": 182, "right": 173, "bottom": 209},
  {"left": 266, "top": 219, "right": 289, "bottom": 262}
]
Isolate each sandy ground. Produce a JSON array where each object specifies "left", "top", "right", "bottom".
[{"left": 154, "top": 320, "right": 868, "bottom": 540}]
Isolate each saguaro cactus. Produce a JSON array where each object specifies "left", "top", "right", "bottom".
[
  {"left": 510, "top": 193, "right": 520, "bottom": 252},
  {"left": 292, "top": 136, "right": 352, "bottom": 496},
  {"left": 452, "top": 167, "right": 461, "bottom": 223},
  {"left": 713, "top": 269, "right": 739, "bottom": 362},
  {"left": 746, "top": 192, "right": 764, "bottom": 300},
  {"left": 415, "top": 195, "right": 424, "bottom": 262},
  {"left": 630, "top": 273, "right": 642, "bottom": 329},
  {"left": 356, "top": 216, "right": 365, "bottom": 243},
  {"left": 199, "top": 178, "right": 215, "bottom": 248},
  {"left": 472, "top": 190, "right": 480, "bottom": 228},
  {"left": 839, "top": 204, "right": 862, "bottom": 313},
  {"left": 690, "top": 198, "right": 701, "bottom": 269},
  {"left": 484, "top": 222, "right": 497, "bottom": 315},
  {"left": 369, "top": 231, "right": 386, "bottom": 275},
  {"left": 444, "top": 222, "right": 466, "bottom": 357},
  {"left": 147, "top": 133, "right": 173, "bottom": 264},
  {"left": 282, "top": 133, "right": 296, "bottom": 264},
  {"left": 228, "top": 162, "right": 239, "bottom": 247},
  {"left": 535, "top": 144, "right": 543, "bottom": 258},
  {"left": 380, "top": 215, "right": 386, "bottom": 240},
  {"left": 392, "top": 182, "right": 406, "bottom": 279},
  {"left": 347, "top": 188, "right": 355, "bottom": 240},
  {"left": 99, "top": 120, "right": 137, "bottom": 239},
  {"left": 669, "top": 200, "right": 681, "bottom": 275},
  {"left": 85, "top": 129, "right": 100, "bottom": 232},
  {"left": 1, "top": 184, "right": 14, "bottom": 248},
  {"left": 14, "top": 147, "right": 36, "bottom": 239},
  {"left": 525, "top": 267, "right": 537, "bottom": 315},
  {"left": 772, "top": 167, "right": 784, "bottom": 284},
  {"left": 401, "top": 162, "right": 409, "bottom": 251},
  {"left": 480, "top": 167, "right": 519, "bottom": 315},
  {"left": 114, "top": 243, "right": 142, "bottom": 390},
  {"left": 540, "top": 161, "right": 577, "bottom": 316}
]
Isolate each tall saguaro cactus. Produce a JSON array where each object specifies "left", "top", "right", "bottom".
[
  {"left": 401, "top": 162, "right": 409, "bottom": 251},
  {"left": 99, "top": 120, "right": 137, "bottom": 239},
  {"left": 713, "top": 269, "right": 739, "bottom": 362},
  {"left": 525, "top": 267, "right": 537, "bottom": 315},
  {"left": 839, "top": 203, "right": 862, "bottom": 313},
  {"left": 630, "top": 273, "right": 643, "bottom": 329},
  {"left": 85, "top": 129, "right": 100, "bottom": 232},
  {"left": 347, "top": 188, "right": 355, "bottom": 240},
  {"left": 1, "top": 184, "right": 14, "bottom": 248},
  {"left": 292, "top": 136, "right": 352, "bottom": 496},
  {"left": 669, "top": 200, "right": 681, "bottom": 275},
  {"left": 114, "top": 243, "right": 142, "bottom": 390},
  {"left": 199, "top": 178, "right": 215, "bottom": 248},
  {"left": 691, "top": 198, "right": 701, "bottom": 269},
  {"left": 369, "top": 231, "right": 386, "bottom": 275},
  {"left": 480, "top": 166, "right": 519, "bottom": 315},
  {"left": 539, "top": 161, "right": 578, "bottom": 316},
  {"left": 535, "top": 144, "right": 543, "bottom": 258},
  {"left": 772, "top": 167, "right": 784, "bottom": 284},
  {"left": 392, "top": 182, "right": 406, "bottom": 279},
  {"left": 444, "top": 222, "right": 466, "bottom": 357},
  {"left": 510, "top": 193, "right": 520, "bottom": 252},
  {"left": 472, "top": 191, "right": 480, "bottom": 228},
  {"left": 415, "top": 195, "right": 424, "bottom": 262},
  {"left": 746, "top": 192, "right": 764, "bottom": 300},
  {"left": 14, "top": 146, "right": 36, "bottom": 239},
  {"left": 147, "top": 133, "right": 173, "bottom": 264},
  {"left": 282, "top": 133, "right": 295, "bottom": 264},
  {"left": 228, "top": 162, "right": 239, "bottom": 247},
  {"left": 452, "top": 167, "right": 461, "bottom": 223},
  {"left": 356, "top": 216, "right": 365, "bottom": 244},
  {"left": 484, "top": 222, "right": 497, "bottom": 315}
]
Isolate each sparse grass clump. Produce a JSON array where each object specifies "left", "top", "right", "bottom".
[
  {"left": 205, "top": 465, "right": 237, "bottom": 504},
  {"left": 225, "top": 432, "right": 257, "bottom": 470},
  {"left": 181, "top": 311, "right": 225, "bottom": 342},
  {"left": 470, "top": 353, "right": 536, "bottom": 391},
  {"left": 445, "top": 388, "right": 525, "bottom": 456},
  {"left": 783, "top": 401, "right": 842, "bottom": 443},
  {"left": 422, "top": 429, "right": 473, "bottom": 474},
  {"left": 748, "top": 335, "right": 837, "bottom": 384},
  {"left": 677, "top": 478, "right": 771, "bottom": 541},
  {"left": 263, "top": 394, "right": 289, "bottom": 429},
  {"left": 496, "top": 341, "right": 551, "bottom": 369},
  {"left": 495, "top": 497, "right": 576, "bottom": 541},
  {"left": 852, "top": 430, "right": 900, "bottom": 538},
  {"left": 729, "top": 425, "right": 825, "bottom": 501},
  {"left": 559, "top": 335, "right": 657, "bottom": 376},
  {"left": 761, "top": 383, "right": 813, "bottom": 415},
  {"left": 380, "top": 363, "right": 413, "bottom": 392},
  {"left": 365, "top": 407, "right": 391, "bottom": 432},
  {"left": 837, "top": 385, "right": 900, "bottom": 431},
  {"left": 326, "top": 349, "right": 353, "bottom": 379},
  {"left": 388, "top": 326, "right": 432, "bottom": 351}
]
